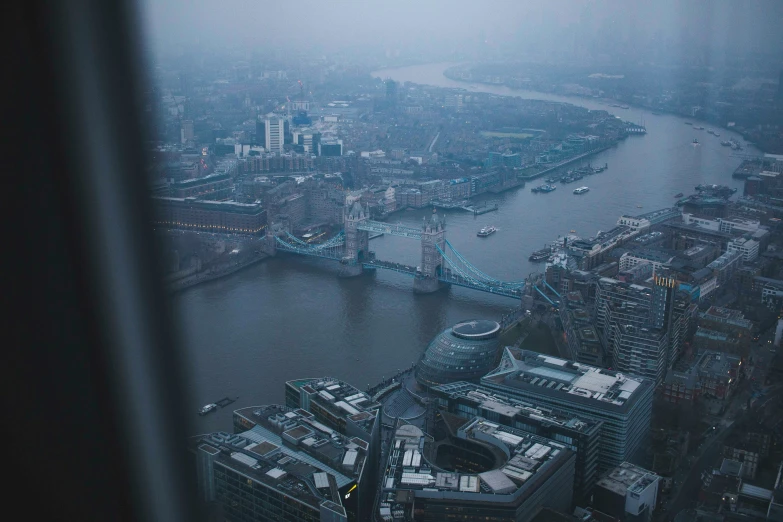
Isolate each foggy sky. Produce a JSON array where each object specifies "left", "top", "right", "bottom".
[{"left": 140, "top": 0, "right": 783, "bottom": 64}]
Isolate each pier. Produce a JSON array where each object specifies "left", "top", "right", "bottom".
[
  {"left": 463, "top": 202, "right": 499, "bottom": 215},
  {"left": 215, "top": 396, "right": 238, "bottom": 408}
]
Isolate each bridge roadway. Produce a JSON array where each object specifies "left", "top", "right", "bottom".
[
  {"left": 356, "top": 221, "right": 423, "bottom": 240},
  {"left": 363, "top": 259, "right": 523, "bottom": 299},
  {"left": 274, "top": 226, "right": 526, "bottom": 300}
]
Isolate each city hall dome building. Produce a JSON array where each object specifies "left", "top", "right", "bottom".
[{"left": 415, "top": 319, "right": 502, "bottom": 388}]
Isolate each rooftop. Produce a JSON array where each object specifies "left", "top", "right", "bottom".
[
  {"left": 380, "top": 418, "right": 573, "bottom": 502},
  {"left": 153, "top": 196, "right": 264, "bottom": 214},
  {"left": 597, "top": 461, "right": 659, "bottom": 497},
  {"left": 482, "top": 348, "right": 650, "bottom": 412},
  {"left": 452, "top": 319, "right": 501, "bottom": 340},
  {"left": 285, "top": 377, "right": 381, "bottom": 434},
  {"left": 431, "top": 382, "right": 602, "bottom": 434},
  {"left": 699, "top": 306, "right": 753, "bottom": 330},
  {"left": 635, "top": 207, "right": 681, "bottom": 224},
  {"left": 189, "top": 421, "right": 358, "bottom": 514},
  {"left": 232, "top": 404, "right": 368, "bottom": 482}
]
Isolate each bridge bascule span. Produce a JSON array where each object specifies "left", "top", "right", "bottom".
[{"left": 268, "top": 202, "right": 528, "bottom": 301}]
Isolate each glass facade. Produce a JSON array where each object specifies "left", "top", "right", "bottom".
[
  {"left": 213, "top": 465, "right": 321, "bottom": 522},
  {"left": 416, "top": 320, "right": 502, "bottom": 388}
]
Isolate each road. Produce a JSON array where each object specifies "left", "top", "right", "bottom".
[
  {"left": 428, "top": 132, "right": 440, "bottom": 153},
  {"left": 663, "top": 414, "right": 737, "bottom": 519},
  {"left": 663, "top": 381, "right": 783, "bottom": 521}
]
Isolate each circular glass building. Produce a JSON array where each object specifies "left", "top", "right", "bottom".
[{"left": 415, "top": 319, "right": 502, "bottom": 388}]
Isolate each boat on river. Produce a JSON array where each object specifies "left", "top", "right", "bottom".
[
  {"left": 532, "top": 184, "right": 557, "bottom": 193},
  {"left": 529, "top": 247, "right": 551, "bottom": 262},
  {"left": 477, "top": 226, "right": 497, "bottom": 237},
  {"left": 199, "top": 404, "right": 217, "bottom": 416},
  {"left": 573, "top": 186, "right": 590, "bottom": 195}
]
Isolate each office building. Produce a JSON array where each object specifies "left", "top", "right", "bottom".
[
  {"left": 618, "top": 249, "right": 675, "bottom": 273},
  {"left": 153, "top": 196, "right": 267, "bottom": 235},
  {"left": 292, "top": 130, "right": 321, "bottom": 154},
  {"left": 696, "top": 306, "right": 753, "bottom": 356},
  {"left": 662, "top": 350, "right": 742, "bottom": 404},
  {"left": 319, "top": 140, "right": 343, "bottom": 157},
  {"left": 481, "top": 348, "right": 653, "bottom": 472},
  {"left": 379, "top": 419, "right": 575, "bottom": 522},
  {"left": 265, "top": 117, "right": 284, "bottom": 153},
  {"left": 190, "top": 405, "right": 368, "bottom": 521},
  {"left": 284, "top": 377, "right": 381, "bottom": 445},
  {"left": 727, "top": 236, "right": 760, "bottom": 262},
  {"left": 487, "top": 152, "right": 522, "bottom": 168},
  {"left": 181, "top": 119, "right": 194, "bottom": 144},
  {"left": 169, "top": 173, "right": 231, "bottom": 200},
  {"left": 385, "top": 79, "right": 397, "bottom": 105},
  {"left": 430, "top": 381, "right": 602, "bottom": 503},
  {"left": 595, "top": 276, "right": 690, "bottom": 385},
  {"left": 444, "top": 93, "right": 463, "bottom": 112},
  {"left": 560, "top": 300, "right": 603, "bottom": 366},
  {"left": 415, "top": 320, "right": 503, "bottom": 388},
  {"left": 707, "top": 250, "right": 742, "bottom": 286},
  {"left": 593, "top": 462, "right": 660, "bottom": 522}
]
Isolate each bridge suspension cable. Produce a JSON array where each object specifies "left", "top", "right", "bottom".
[
  {"left": 443, "top": 240, "right": 525, "bottom": 288},
  {"left": 436, "top": 244, "right": 524, "bottom": 297}
]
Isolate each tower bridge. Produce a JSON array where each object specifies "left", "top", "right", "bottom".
[{"left": 266, "top": 202, "right": 527, "bottom": 300}]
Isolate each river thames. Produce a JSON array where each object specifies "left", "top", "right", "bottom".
[{"left": 176, "top": 62, "right": 755, "bottom": 431}]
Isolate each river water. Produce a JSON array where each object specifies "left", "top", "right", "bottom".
[{"left": 176, "top": 62, "right": 755, "bottom": 432}]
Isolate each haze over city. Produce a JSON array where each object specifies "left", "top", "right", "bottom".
[
  {"left": 142, "top": 0, "right": 783, "bottom": 65},
  {"left": 60, "top": 0, "right": 783, "bottom": 520}
]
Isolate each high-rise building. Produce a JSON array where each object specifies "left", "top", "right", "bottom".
[
  {"left": 595, "top": 276, "right": 690, "bottom": 385},
  {"left": 385, "top": 79, "right": 397, "bottom": 105},
  {"left": 445, "top": 93, "right": 463, "bottom": 112},
  {"left": 378, "top": 418, "right": 576, "bottom": 521},
  {"left": 319, "top": 140, "right": 343, "bottom": 157},
  {"left": 430, "top": 381, "right": 602, "bottom": 504},
  {"left": 255, "top": 119, "right": 265, "bottom": 145},
  {"left": 180, "top": 119, "right": 194, "bottom": 144},
  {"left": 265, "top": 117, "right": 284, "bottom": 153},
  {"left": 481, "top": 348, "right": 653, "bottom": 473}
]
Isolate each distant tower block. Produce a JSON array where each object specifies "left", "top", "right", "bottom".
[{"left": 414, "top": 212, "right": 445, "bottom": 294}]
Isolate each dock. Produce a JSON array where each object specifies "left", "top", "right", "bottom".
[
  {"left": 215, "top": 396, "right": 238, "bottom": 408},
  {"left": 463, "top": 203, "right": 499, "bottom": 215}
]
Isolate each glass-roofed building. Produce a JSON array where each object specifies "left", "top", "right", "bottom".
[{"left": 415, "top": 319, "right": 503, "bottom": 388}]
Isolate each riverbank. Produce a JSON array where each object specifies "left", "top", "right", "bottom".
[
  {"left": 443, "top": 64, "right": 768, "bottom": 155},
  {"left": 518, "top": 145, "right": 614, "bottom": 181},
  {"left": 167, "top": 252, "right": 269, "bottom": 294}
]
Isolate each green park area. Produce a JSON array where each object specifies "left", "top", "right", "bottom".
[{"left": 480, "top": 130, "right": 535, "bottom": 139}]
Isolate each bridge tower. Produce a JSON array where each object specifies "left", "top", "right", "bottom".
[
  {"left": 341, "top": 201, "right": 369, "bottom": 277},
  {"left": 414, "top": 212, "right": 445, "bottom": 293},
  {"left": 261, "top": 220, "right": 288, "bottom": 256}
]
